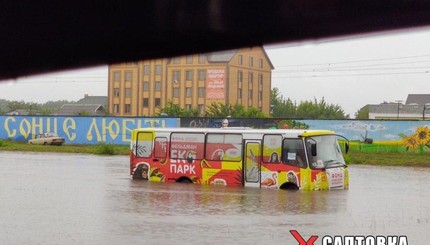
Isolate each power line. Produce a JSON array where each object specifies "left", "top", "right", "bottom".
[
  {"left": 275, "top": 55, "right": 430, "bottom": 67},
  {"left": 274, "top": 66, "right": 430, "bottom": 73},
  {"left": 272, "top": 70, "right": 430, "bottom": 78}
]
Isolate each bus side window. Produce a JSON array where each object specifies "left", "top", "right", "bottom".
[
  {"left": 154, "top": 137, "right": 168, "bottom": 159},
  {"left": 136, "top": 132, "right": 153, "bottom": 158},
  {"left": 282, "top": 139, "right": 306, "bottom": 168},
  {"left": 262, "top": 134, "right": 282, "bottom": 163}
]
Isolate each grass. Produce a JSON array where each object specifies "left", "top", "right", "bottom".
[
  {"left": 346, "top": 151, "right": 430, "bottom": 167},
  {"left": 0, "top": 140, "right": 129, "bottom": 155}
]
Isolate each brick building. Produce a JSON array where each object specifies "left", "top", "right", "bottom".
[{"left": 108, "top": 47, "right": 274, "bottom": 116}]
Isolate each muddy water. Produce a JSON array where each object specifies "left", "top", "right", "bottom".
[{"left": 0, "top": 151, "right": 429, "bottom": 244}]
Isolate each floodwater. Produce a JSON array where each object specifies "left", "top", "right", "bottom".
[{"left": 0, "top": 151, "right": 429, "bottom": 245}]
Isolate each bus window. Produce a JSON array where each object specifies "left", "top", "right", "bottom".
[
  {"left": 262, "top": 134, "right": 282, "bottom": 163},
  {"left": 170, "top": 133, "right": 205, "bottom": 161},
  {"left": 136, "top": 132, "right": 153, "bottom": 158},
  {"left": 206, "top": 133, "right": 242, "bottom": 161},
  {"left": 154, "top": 137, "right": 168, "bottom": 158},
  {"left": 282, "top": 138, "right": 306, "bottom": 168}
]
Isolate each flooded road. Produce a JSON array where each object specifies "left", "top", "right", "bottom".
[{"left": 0, "top": 151, "right": 429, "bottom": 244}]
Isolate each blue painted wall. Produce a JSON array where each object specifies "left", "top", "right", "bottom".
[
  {"left": 0, "top": 116, "right": 179, "bottom": 144},
  {"left": 299, "top": 119, "right": 430, "bottom": 142},
  {"left": 1, "top": 116, "right": 429, "bottom": 144}
]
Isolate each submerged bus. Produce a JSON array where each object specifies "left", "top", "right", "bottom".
[{"left": 130, "top": 128, "right": 349, "bottom": 190}]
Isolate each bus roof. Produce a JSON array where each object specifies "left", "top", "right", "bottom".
[{"left": 132, "top": 127, "right": 336, "bottom": 138}]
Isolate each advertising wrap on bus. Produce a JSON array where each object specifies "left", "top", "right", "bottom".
[{"left": 130, "top": 127, "right": 349, "bottom": 191}]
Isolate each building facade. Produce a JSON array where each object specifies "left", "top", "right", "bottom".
[{"left": 107, "top": 47, "right": 274, "bottom": 116}]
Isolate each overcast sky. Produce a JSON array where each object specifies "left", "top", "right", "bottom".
[{"left": 1, "top": 27, "right": 430, "bottom": 118}]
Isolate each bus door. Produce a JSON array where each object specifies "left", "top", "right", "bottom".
[{"left": 244, "top": 140, "right": 261, "bottom": 188}]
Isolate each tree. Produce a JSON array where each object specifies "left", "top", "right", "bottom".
[
  {"left": 204, "top": 102, "right": 267, "bottom": 118},
  {"left": 271, "top": 88, "right": 347, "bottom": 119},
  {"left": 271, "top": 88, "right": 296, "bottom": 118},
  {"left": 355, "top": 106, "right": 369, "bottom": 119},
  {"left": 6, "top": 100, "right": 42, "bottom": 115},
  {"left": 156, "top": 101, "right": 200, "bottom": 117}
]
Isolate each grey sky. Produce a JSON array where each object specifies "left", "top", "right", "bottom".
[{"left": 1, "top": 27, "right": 430, "bottom": 117}]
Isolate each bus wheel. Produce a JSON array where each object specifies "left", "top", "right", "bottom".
[
  {"left": 177, "top": 177, "right": 192, "bottom": 183},
  {"left": 132, "top": 167, "right": 144, "bottom": 180},
  {"left": 280, "top": 183, "right": 299, "bottom": 191}
]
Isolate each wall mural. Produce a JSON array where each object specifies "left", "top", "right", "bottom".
[
  {"left": 0, "top": 116, "right": 178, "bottom": 144},
  {"left": 1, "top": 116, "right": 430, "bottom": 145}
]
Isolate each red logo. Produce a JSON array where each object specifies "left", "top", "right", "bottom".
[{"left": 290, "top": 230, "right": 318, "bottom": 245}]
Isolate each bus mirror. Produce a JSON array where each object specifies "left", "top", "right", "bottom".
[
  {"left": 311, "top": 143, "right": 317, "bottom": 156},
  {"left": 345, "top": 142, "right": 349, "bottom": 154}
]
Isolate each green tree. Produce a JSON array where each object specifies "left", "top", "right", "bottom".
[
  {"left": 156, "top": 101, "right": 200, "bottom": 117},
  {"left": 204, "top": 102, "right": 267, "bottom": 118},
  {"left": 355, "top": 105, "right": 369, "bottom": 119},
  {"left": 271, "top": 88, "right": 296, "bottom": 118},
  {"left": 271, "top": 88, "right": 346, "bottom": 119},
  {"left": 6, "top": 100, "right": 42, "bottom": 115}
]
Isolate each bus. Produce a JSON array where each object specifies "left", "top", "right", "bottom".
[{"left": 129, "top": 127, "right": 349, "bottom": 190}]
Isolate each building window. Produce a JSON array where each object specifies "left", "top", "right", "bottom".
[
  {"left": 186, "top": 70, "right": 193, "bottom": 81},
  {"left": 125, "top": 104, "right": 131, "bottom": 113},
  {"left": 259, "top": 58, "right": 263, "bottom": 68},
  {"left": 238, "top": 55, "right": 243, "bottom": 65},
  {"left": 238, "top": 88, "right": 242, "bottom": 100},
  {"left": 125, "top": 71, "right": 133, "bottom": 82},
  {"left": 125, "top": 88, "right": 132, "bottom": 98},
  {"left": 186, "top": 87, "right": 192, "bottom": 97},
  {"left": 198, "top": 55, "right": 206, "bottom": 64},
  {"left": 173, "top": 88, "right": 180, "bottom": 98},
  {"left": 249, "top": 57, "right": 253, "bottom": 67},
  {"left": 143, "top": 81, "right": 149, "bottom": 91},
  {"left": 155, "top": 65, "right": 162, "bottom": 75},
  {"left": 185, "top": 104, "right": 192, "bottom": 110},
  {"left": 113, "top": 104, "right": 119, "bottom": 113},
  {"left": 198, "top": 70, "right": 206, "bottom": 80},
  {"left": 173, "top": 57, "right": 180, "bottom": 64},
  {"left": 238, "top": 71, "right": 243, "bottom": 85},
  {"left": 113, "top": 88, "right": 120, "bottom": 97},
  {"left": 258, "top": 74, "right": 263, "bottom": 89},
  {"left": 249, "top": 89, "right": 253, "bottom": 99},
  {"left": 154, "top": 98, "right": 161, "bottom": 107},
  {"left": 144, "top": 65, "right": 150, "bottom": 75},
  {"left": 155, "top": 81, "right": 161, "bottom": 91},
  {"left": 259, "top": 91, "right": 263, "bottom": 101},
  {"left": 186, "top": 55, "right": 193, "bottom": 64},
  {"left": 248, "top": 72, "right": 253, "bottom": 84},
  {"left": 143, "top": 98, "right": 149, "bottom": 107},
  {"left": 113, "top": 72, "right": 120, "bottom": 82},
  {"left": 173, "top": 71, "right": 180, "bottom": 82},
  {"left": 198, "top": 87, "right": 205, "bottom": 98}
]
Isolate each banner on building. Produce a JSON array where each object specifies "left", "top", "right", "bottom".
[{"left": 206, "top": 69, "right": 225, "bottom": 99}]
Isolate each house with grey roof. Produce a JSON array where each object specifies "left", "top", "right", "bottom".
[
  {"left": 367, "top": 94, "right": 430, "bottom": 119},
  {"left": 52, "top": 94, "right": 108, "bottom": 116},
  {"left": 77, "top": 94, "right": 107, "bottom": 108},
  {"left": 53, "top": 104, "right": 106, "bottom": 116}
]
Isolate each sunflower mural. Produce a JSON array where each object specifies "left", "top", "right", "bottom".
[{"left": 401, "top": 126, "right": 430, "bottom": 153}]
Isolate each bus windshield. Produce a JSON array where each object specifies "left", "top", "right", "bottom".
[{"left": 306, "top": 135, "right": 346, "bottom": 169}]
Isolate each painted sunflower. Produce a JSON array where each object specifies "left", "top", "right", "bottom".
[
  {"left": 414, "top": 126, "right": 430, "bottom": 145},
  {"left": 402, "top": 135, "right": 420, "bottom": 150}
]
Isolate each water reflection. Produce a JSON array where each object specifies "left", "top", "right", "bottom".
[
  {"left": 124, "top": 181, "right": 345, "bottom": 216},
  {"left": 1, "top": 152, "right": 430, "bottom": 244}
]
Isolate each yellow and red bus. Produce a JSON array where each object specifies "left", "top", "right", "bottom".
[{"left": 130, "top": 127, "right": 349, "bottom": 190}]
